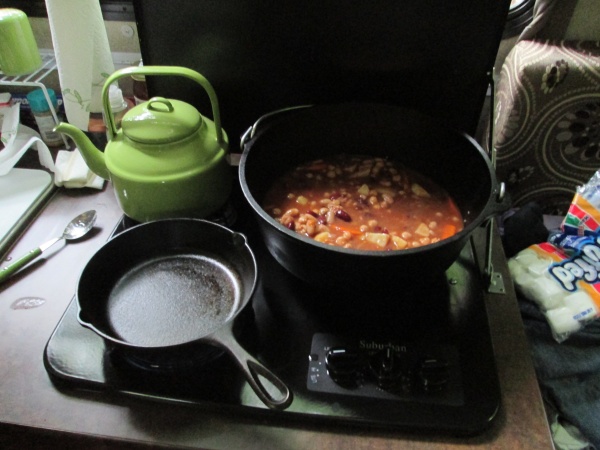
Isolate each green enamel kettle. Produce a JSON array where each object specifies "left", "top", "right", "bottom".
[{"left": 55, "top": 66, "right": 231, "bottom": 222}]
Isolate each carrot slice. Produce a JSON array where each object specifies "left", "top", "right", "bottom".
[
  {"left": 331, "top": 223, "right": 362, "bottom": 236},
  {"left": 440, "top": 224, "right": 457, "bottom": 239}
]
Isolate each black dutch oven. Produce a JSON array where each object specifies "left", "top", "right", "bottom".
[{"left": 239, "top": 103, "right": 509, "bottom": 289}]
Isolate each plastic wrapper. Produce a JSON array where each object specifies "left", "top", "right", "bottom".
[
  {"left": 561, "top": 170, "right": 600, "bottom": 236},
  {"left": 510, "top": 171, "right": 600, "bottom": 342},
  {"left": 0, "top": 102, "right": 55, "bottom": 176},
  {"left": 509, "top": 241, "right": 600, "bottom": 342}
]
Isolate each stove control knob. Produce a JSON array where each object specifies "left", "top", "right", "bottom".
[
  {"left": 417, "top": 357, "right": 449, "bottom": 392},
  {"left": 325, "top": 347, "right": 363, "bottom": 389},
  {"left": 368, "top": 347, "right": 406, "bottom": 391}
]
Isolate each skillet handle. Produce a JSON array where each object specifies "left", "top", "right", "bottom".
[
  {"left": 211, "top": 329, "right": 292, "bottom": 410},
  {"left": 244, "top": 358, "right": 293, "bottom": 410}
]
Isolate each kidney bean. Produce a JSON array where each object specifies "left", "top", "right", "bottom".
[
  {"left": 335, "top": 209, "right": 352, "bottom": 222},
  {"left": 286, "top": 221, "right": 295, "bottom": 231}
]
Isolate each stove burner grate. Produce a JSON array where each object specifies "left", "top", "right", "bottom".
[{"left": 108, "top": 343, "right": 226, "bottom": 375}]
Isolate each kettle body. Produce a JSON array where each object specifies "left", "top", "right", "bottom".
[
  {"left": 107, "top": 113, "right": 231, "bottom": 222},
  {"left": 55, "top": 66, "right": 231, "bottom": 222}
]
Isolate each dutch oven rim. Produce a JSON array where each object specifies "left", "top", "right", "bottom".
[{"left": 238, "top": 102, "right": 508, "bottom": 258}]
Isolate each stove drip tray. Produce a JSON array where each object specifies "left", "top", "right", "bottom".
[{"left": 44, "top": 208, "right": 501, "bottom": 436}]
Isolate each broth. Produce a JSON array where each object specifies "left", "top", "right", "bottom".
[{"left": 262, "top": 155, "right": 464, "bottom": 251}]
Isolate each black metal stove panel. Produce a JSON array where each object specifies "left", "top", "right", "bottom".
[
  {"left": 44, "top": 191, "right": 501, "bottom": 436},
  {"left": 308, "top": 333, "right": 463, "bottom": 405}
]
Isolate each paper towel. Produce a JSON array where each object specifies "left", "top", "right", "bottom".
[
  {"left": 54, "top": 148, "right": 104, "bottom": 190},
  {"left": 45, "top": 0, "right": 114, "bottom": 130}
]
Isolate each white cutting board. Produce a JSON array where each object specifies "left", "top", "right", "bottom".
[{"left": 0, "top": 168, "right": 54, "bottom": 256}]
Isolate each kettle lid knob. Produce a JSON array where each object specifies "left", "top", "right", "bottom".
[{"left": 121, "top": 97, "right": 202, "bottom": 144}]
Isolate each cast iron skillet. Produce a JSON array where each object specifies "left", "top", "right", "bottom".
[
  {"left": 239, "top": 103, "right": 510, "bottom": 290},
  {"left": 76, "top": 218, "right": 292, "bottom": 410}
]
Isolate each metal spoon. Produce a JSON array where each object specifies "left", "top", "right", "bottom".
[{"left": 0, "top": 210, "right": 97, "bottom": 284}]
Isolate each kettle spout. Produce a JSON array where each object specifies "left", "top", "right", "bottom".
[{"left": 54, "top": 122, "right": 110, "bottom": 180}]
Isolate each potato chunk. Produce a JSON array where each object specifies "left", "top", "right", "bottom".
[
  {"left": 415, "top": 222, "right": 430, "bottom": 237},
  {"left": 357, "top": 184, "right": 370, "bottom": 196},
  {"left": 391, "top": 235, "right": 408, "bottom": 249},
  {"left": 296, "top": 195, "right": 309, "bottom": 205},
  {"left": 365, "top": 232, "right": 390, "bottom": 248},
  {"left": 411, "top": 183, "right": 430, "bottom": 198},
  {"left": 314, "top": 231, "right": 331, "bottom": 242}
]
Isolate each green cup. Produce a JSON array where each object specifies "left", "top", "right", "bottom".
[{"left": 0, "top": 8, "right": 42, "bottom": 76}]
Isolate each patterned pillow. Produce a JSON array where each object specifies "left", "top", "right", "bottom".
[{"left": 494, "top": 39, "right": 600, "bottom": 215}]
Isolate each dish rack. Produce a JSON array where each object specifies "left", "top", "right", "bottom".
[{"left": 0, "top": 52, "right": 68, "bottom": 147}]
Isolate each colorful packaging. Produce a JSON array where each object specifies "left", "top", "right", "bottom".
[
  {"left": 510, "top": 170, "right": 600, "bottom": 342},
  {"left": 509, "top": 240, "right": 600, "bottom": 342},
  {"left": 561, "top": 170, "right": 600, "bottom": 236}
]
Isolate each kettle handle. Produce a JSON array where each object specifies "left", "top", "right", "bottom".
[{"left": 101, "top": 66, "right": 225, "bottom": 145}]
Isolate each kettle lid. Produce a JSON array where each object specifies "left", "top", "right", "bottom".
[{"left": 121, "top": 97, "right": 201, "bottom": 144}]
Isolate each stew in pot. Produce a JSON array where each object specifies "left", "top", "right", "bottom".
[{"left": 262, "top": 155, "right": 464, "bottom": 251}]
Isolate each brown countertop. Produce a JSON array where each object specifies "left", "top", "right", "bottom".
[{"left": 0, "top": 184, "right": 554, "bottom": 449}]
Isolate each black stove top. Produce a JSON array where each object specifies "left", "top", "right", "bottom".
[{"left": 44, "top": 190, "right": 500, "bottom": 436}]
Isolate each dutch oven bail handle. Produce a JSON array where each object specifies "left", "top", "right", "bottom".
[
  {"left": 208, "top": 326, "right": 293, "bottom": 410},
  {"left": 240, "top": 105, "right": 313, "bottom": 150},
  {"left": 101, "top": 65, "right": 226, "bottom": 146}
]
